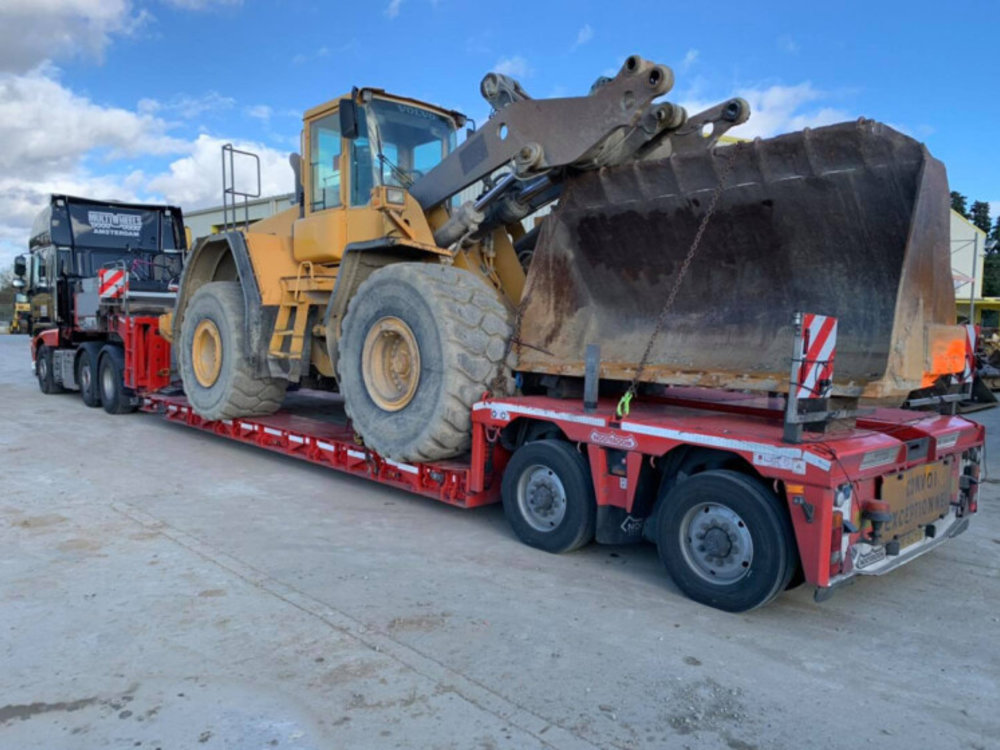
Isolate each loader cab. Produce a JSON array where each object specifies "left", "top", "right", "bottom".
[{"left": 294, "top": 90, "right": 463, "bottom": 264}]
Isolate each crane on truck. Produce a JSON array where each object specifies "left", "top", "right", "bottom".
[
  {"left": 16, "top": 195, "right": 186, "bottom": 410},
  {"left": 25, "top": 55, "right": 985, "bottom": 611}
]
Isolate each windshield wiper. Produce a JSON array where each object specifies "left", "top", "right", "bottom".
[{"left": 378, "top": 153, "right": 414, "bottom": 188}]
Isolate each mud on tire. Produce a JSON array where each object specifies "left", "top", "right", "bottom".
[
  {"left": 339, "top": 263, "right": 512, "bottom": 462},
  {"left": 179, "top": 281, "right": 286, "bottom": 421}
]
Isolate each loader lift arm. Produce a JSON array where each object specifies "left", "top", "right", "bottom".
[{"left": 409, "top": 54, "right": 749, "bottom": 246}]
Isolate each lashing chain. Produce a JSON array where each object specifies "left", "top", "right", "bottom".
[{"left": 616, "top": 142, "right": 744, "bottom": 418}]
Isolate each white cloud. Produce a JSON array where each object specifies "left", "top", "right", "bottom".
[
  {"left": 778, "top": 34, "right": 800, "bottom": 54},
  {"left": 139, "top": 91, "right": 236, "bottom": 120},
  {"left": 680, "top": 49, "right": 699, "bottom": 71},
  {"left": 0, "top": 0, "right": 147, "bottom": 73},
  {"left": 493, "top": 55, "right": 532, "bottom": 78},
  {"left": 162, "top": 0, "right": 243, "bottom": 8},
  {"left": 141, "top": 134, "right": 292, "bottom": 209},
  {"left": 385, "top": 0, "right": 403, "bottom": 19},
  {"left": 245, "top": 104, "right": 273, "bottom": 121},
  {"left": 0, "top": 66, "right": 186, "bottom": 181},
  {"left": 572, "top": 24, "right": 593, "bottom": 49},
  {"left": 291, "top": 45, "right": 331, "bottom": 65},
  {"left": 0, "top": 66, "right": 291, "bottom": 271}
]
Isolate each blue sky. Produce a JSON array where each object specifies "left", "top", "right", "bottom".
[{"left": 1, "top": 0, "right": 998, "bottom": 268}]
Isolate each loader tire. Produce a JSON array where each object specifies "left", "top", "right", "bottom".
[
  {"left": 339, "top": 263, "right": 512, "bottom": 462},
  {"left": 179, "top": 281, "right": 286, "bottom": 421}
]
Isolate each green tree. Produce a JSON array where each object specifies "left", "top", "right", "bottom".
[
  {"left": 951, "top": 191, "right": 969, "bottom": 218},
  {"left": 970, "top": 200, "right": 992, "bottom": 234},
  {"left": 992, "top": 216, "right": 1000, "bottom": 244},
  {"left": 983, "top": 254, "right": 1000, "bottom": 297}
]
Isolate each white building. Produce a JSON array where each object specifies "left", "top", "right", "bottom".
[
  {"left": 951, "top": 209, "right": 987, "bottom": 302},
  {"left": 184, "top": 193, "right": 296, "bottom": 241}
]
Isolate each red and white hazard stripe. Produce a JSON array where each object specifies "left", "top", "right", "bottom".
[
  {"left": 797, "top": 313, "right": 837, "bottom": 399},
  {"left": 98, "top": 268, "right": 127, "bottom": 299}
]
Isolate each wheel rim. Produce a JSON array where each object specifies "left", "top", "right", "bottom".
[
  {"left": 101, "top": 360, "right": 115, "bottom": 401},
  {"left": 80, "top": 361, "right": 91, "bottom": 393},
  {"left": 38, "top": 355, "right": 47, "bottom": 381},
  {"left": 362, "top": 316, "right": 421, "bottom": 412},
  {"left": 679, "top": 502, "right": 754, "bottom": 584},
  {"left": 516, "top": 464, "right": 568, "bottom": 532},
  {"left": 192, "top": 319, "right": 223, "bottom": 387}
]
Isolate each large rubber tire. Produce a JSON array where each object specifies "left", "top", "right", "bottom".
[
  {"left": 178, "top": 281, "right": 286, "bottom": 421},
  {"left": 657, "top": 470, "right": 797, "bottom": 612},
  {"left": 501, "top": 439, "right": 596, "bottom": 554},
  {"left": 36, "top": 345, "right": 64, "bottom": 394},
  {"left": 77, "top": 345, "right": 102, "bottom": 408},
  {"left": 98, "top": 345, "right": 138, "bottom": 415},
  {"left": 339, "top": 263, "right": 512, "bottom": 462}
]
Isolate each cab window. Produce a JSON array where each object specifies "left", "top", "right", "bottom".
[{"left": 309, "top": 114, "right": 342, "bottom": 211}]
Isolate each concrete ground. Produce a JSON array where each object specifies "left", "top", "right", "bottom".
[{"left": 1, "top": 334, "right": 997, "bottom": 750}]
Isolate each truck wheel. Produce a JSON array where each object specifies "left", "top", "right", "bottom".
[
  {"left": 77, "top": 346, "right": 101, "bottom": 408},
  {"left": 98, "top": 345, "right": 138, "bottom": 415},
  {"left": 178, "top": 281, "right": 286, "bottom": 421},
  {"left": 339, "top": 263, "right": 511, "bottom": 462},
  {"left": 36, "top": 345, "right": 65, "bottom": 394},
  {"left": 656, "top": 470, "right": 797, "bottom": 612},
  {"left": 501, "top": 439, "right": 596, "bottom": 553}
]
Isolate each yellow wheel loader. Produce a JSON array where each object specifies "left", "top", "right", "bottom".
[{"left": 169, "top": 55, "right": 967, "bottom": 462}]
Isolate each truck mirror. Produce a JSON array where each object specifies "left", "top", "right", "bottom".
[
  {"left": 13, "top": 255, "right": 26, "bottom": 277},
  {"left": 340, "top": 99, "right": 359, "bottom": 140},
  {"left": 12, "top": 278, "right": 25, "bottom": 289}
]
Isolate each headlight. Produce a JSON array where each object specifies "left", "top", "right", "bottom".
[{"left": 386, "top": 187, "right": 406, "bottom": 205}]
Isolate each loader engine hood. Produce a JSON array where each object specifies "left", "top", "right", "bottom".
[{"left": 515, "top": 119, "right": 962, "bottom": 402}]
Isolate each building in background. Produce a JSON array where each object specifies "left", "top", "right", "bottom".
[
  {"left": 184, "top": 193, "right": 296, "bottom": 241},
  {"left": 951, "top": 209, "right": 996, "bottom": 324}
]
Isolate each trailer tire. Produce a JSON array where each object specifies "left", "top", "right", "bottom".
[
  {"left": 77, "top": 345, "right": 102, "bottom": 408},
  {"left": 339, "top": 263, "right": 512, "bottom": 462},
  {"left": 36, "top": 345, "right": 65, "bottom": 394},
  {"left": 657, "top": 470, "right": 796, "bottom": 612},
  {"left": 501, "top": 439, "right": 596, "bottom": 553},
  {"left": 98, "top": 345, "right": 137, "bottom": 415},
  {"left": 178, "top": 281, "right": 286, "bottom": 421}
]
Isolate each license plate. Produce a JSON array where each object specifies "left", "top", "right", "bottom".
[{"left": 880, "top": 461, "right": 953, "bottom": 540}]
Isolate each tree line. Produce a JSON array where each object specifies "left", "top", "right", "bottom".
[
  {"left": 952, "top": 192, "right": 1000, "bottom": 299},
  {"left": 951, "top": 191, "right": 998, "bottom": 241}
]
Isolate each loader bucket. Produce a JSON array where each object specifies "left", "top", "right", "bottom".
[{"left": 516, "top": 120, "right": 965, "bottom": 402}]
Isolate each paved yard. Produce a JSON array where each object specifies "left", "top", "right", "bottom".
[{"left": 1, "top": 335, "right": 997, "bottom": 749}]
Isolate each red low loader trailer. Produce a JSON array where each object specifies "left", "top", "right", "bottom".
[
  {"left": 52, "top": 311, "right": 983, "bottom": 613},
  {"left": 138, "top": 387, "right": 983, "bottom": 612}
]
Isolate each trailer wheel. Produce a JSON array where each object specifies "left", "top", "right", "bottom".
[
  {"left": 656, "top": 470, "right": 796, "bottom": 612},
  {"left": 339, "top": 263, "right": 511, "bottom": 462},
  {"left": 501, "top": 439, "right": 596, "bottom": 553},
  {"left": 77, "top": 346, "right": 101, "bottom": 408},
  {"left": 98, "top": 345, "right": 138, "bottom": 415},
  {"left": 178, "top": 281, "right": 286, "bottom": 421},
  {"left": 36, "top": 345, "right": 64, "bottom": 394}
]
